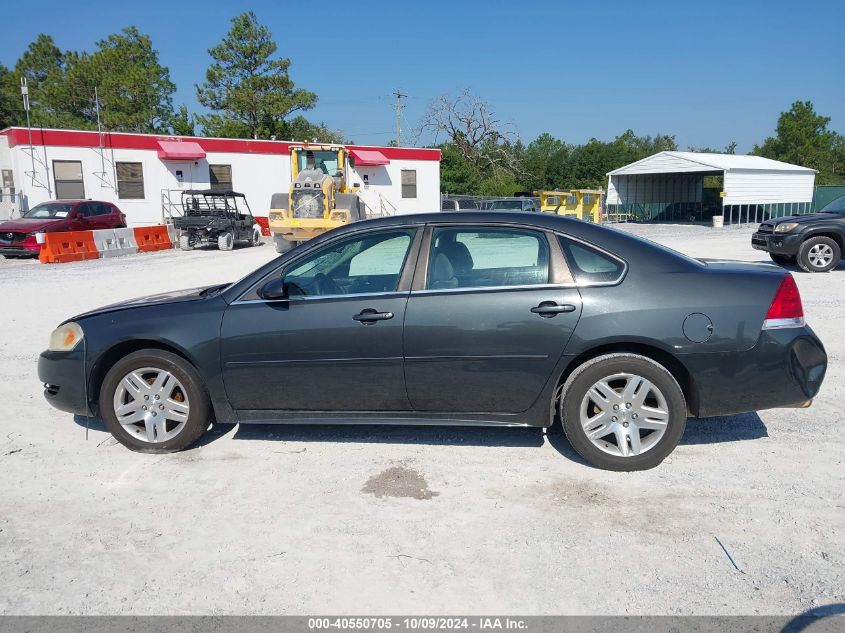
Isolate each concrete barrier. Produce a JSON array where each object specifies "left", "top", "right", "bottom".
[
  {"left": 91, "top": 229, "right": 119, "bottom": 258},
  {"left": 112, "top": 228, "right": 139, "bottom": 256}
]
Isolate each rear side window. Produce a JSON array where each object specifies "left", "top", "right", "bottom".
[
  {"left": 427, "top": 227, "right": 550, "bottom": 290},
  {"left": 559, "top": 237, "right": 625, "bottom": 285}
]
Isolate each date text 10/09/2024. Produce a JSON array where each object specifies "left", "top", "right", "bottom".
[{"left": 308, "top": 618, "right": 528, "bottom": 630}]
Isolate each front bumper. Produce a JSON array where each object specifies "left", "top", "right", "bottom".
[
  {"left": 0, "top": 244, "right": 40, "bottom": 257},
  {"left": 37, "top": 348, "right": 93, "bottom": 417},
  {"left": 683, "top": 326, "right": 827, "bottom": 418},
  {"left": 268, "top": 218, "right": 345, "bottom": 241},
  {"left": 751, "top": 231, "right": 803, "bottom": 255}
]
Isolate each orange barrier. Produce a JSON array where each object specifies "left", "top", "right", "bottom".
[
  {"left": 38, "top": 231, "right": 97, "bottom": 263},
  {"left": 133, "top": 226, "right": 172, "bottom": 252},
  {"left": 255, "top": 216, "right": 271, "bottom": 236}
]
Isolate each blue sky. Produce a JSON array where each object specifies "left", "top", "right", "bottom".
[{"left": 2, "top": 0, "right": 843, "bottom": 151}]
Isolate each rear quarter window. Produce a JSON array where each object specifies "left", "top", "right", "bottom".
[{"left": 559, "top": 237, "right": 625, "bottom": 285}]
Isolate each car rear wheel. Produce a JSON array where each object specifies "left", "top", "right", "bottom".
[
  {"left": 217, "top": 232, "right": 234, "bottom": 251},
  {"left": 559, "top": 353, "right": 687, "bottom": 471},
  {"left": 274, "top": 234, "right": 294, "bottom": 254},
  {"left": 770, "top": 253, "right": 796, "bottom": 266},
  {"left": 99, "top": 350, "right": 210, "bottom": 453},
  {"left": 797, "top": 236, "right": 840, "bottom": 273}
]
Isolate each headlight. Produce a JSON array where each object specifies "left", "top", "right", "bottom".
[
  {"left": 48, "top": 322, "right": 84, "bottom": 352},
  {"left": 775, "top": 222, "right": 799, "bottom": 233}
]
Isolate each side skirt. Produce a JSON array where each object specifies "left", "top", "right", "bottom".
[{"left": 234, "top": 410, "right": 538, "bottom": 428}]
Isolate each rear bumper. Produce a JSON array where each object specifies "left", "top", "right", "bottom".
[
  {"left": 37, "top": 348, "right": 93, "bottom": 417},
  {"left": 751, "top": 231, "right": 803, "bottom": 255},
  {"left": 683, "top": 326, "right": 826, "bottom": 418}
]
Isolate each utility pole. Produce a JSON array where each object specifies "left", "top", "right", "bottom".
[
  {"left": 393, "top": 90, "right": 407, "bottom": 146},
  {"left": 21, "top": 78, "right": 36, "bottom": 187}
]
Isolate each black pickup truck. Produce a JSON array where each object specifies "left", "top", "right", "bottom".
[{"left": 752, "top": 194, "right": 845, "bottom": 272}]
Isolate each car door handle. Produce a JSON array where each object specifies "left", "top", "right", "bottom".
[
  {"left": 353, "top": 309, "right": 394, "bottom": 324},
  {"left": 531, "top": 302, "right": 577, "bottom": 317}
]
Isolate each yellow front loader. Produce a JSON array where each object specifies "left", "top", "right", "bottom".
[{"left": 268, "top": 145, "right": 364, "bottom": 254}]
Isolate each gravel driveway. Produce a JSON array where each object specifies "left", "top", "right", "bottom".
[{"left": 0, "top": 224, "right": 842, "bottom": 615}]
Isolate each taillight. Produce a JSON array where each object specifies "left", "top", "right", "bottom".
[{"left": 763, "top": 274, "right": 805, "bottom": 330}]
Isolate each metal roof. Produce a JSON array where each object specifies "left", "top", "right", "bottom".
[{"left": 607, "top": 151, "right": 817, "bottom": 176}]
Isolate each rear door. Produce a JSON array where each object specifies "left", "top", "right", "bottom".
[{"left": 403, "top": 224, "right": 583, "bottom": 413}]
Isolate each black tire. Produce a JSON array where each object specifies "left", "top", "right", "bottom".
[
  {"left": 769, "top": 253, "right": 796, "bottom": 266},
  {"left": 797, "top": 236, "right": 840, "bottom": 273},
  {"left": 99, "top": 349, "right": 211, "bottom": 453},
  {"left": 274, "top": 234, "right": 294, "bottom": 254},
  {"left": 251, "top": 226, "right": 262, "bottom": 246},
  {"left": 559, "top": 353, "right": 687, "bottom": 471},
  {"left": 178, "top": 233, "right": 192, "bottom": 251}
]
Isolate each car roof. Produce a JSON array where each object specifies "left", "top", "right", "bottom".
[{"left": 39, "top": 200, "right": 112, "bottom": 205}]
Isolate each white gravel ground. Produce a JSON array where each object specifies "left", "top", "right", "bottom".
[{"left": 0, "top": 224, "right": 842, "bottom": 615}]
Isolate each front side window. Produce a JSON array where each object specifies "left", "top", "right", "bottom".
[
  {"left": 53, "top": 161, "right": 84, "bottom": 199},
  {"left": 116, "top": 162, "right": 144, "bottom": 199},
  {"left": 427, "top": 227, "right": 550, "bottom": 290},
  {"left": 559, "top": 237, "right": 625, "bottom": 285},
  {"left": 283, "top": 229, "right": 415, "bottom": 297}
]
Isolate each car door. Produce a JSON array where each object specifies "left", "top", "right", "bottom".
[
  {"left": 220, "top": 227, "right": 421, "bottom": 412},
  {"left": 403, "top": 224, "right": 583, "bottom": 414}
]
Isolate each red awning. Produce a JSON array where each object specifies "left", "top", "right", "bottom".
[
  {"left": 157, "top": 140, "right": 206, "bottom": 160},
  {"left": 350, "top": 149, "right": 389, "bottom": 166}
]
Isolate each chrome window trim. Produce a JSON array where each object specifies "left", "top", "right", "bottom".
[
  {"left": 410, "top": 282, "right": 577, "bottom": 296},
  {"left": 233, "top": 290, "right": 410, "bottom": 306}
]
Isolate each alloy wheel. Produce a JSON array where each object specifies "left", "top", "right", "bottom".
[
  {"left": 579, "top": 372, "right": 669, "bottom": 457},
  {"left": 808, "top": 243, "right": 834, "bottom": 269},
  {"left": 112, "top": 367, "right": 190, "bottom": 443}
]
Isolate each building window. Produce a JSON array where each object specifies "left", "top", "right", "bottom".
[
  {"left": 53, "top": 161, "right": 84, "bottom": 199},
  {"left": 116, "top": 162, "right": 144, "bottom": 199},
  {"left": 209, "top": 164, "right": 232, "bottom": 192},
  {"left": 401, "top": 169, "right": 417, "bottom": 199}
]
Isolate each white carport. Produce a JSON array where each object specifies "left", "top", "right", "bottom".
[{"left": 606, "top": 151, "right": 817, "bottom": 225}]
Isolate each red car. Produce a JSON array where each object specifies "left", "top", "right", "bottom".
[{"left": 0, "top": 200, "right": 127, "bottom": 258}]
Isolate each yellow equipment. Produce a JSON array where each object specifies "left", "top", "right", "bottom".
[
  {"left": 268, "top": 144, "right": 364, "bottom": 253},
  {"left": 537, "top": 189, "right": 603, "bottom": 222}
]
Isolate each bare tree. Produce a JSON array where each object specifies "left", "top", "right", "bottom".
[{"left": 417, "top": 89, "right": 523, "bottom": 175}]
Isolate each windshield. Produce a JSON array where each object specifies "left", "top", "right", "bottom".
[
  {"left": 297, "top": 150, "right": 340, "bottom": 176},
  {"left": 819, "top": 195, "right": 845, "bottom": 214},
  {"left": 23, "top": 203, "right": 75, "bottom": 219}
]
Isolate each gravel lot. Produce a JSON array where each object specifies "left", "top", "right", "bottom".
[{"left": 0, "top": 224, "right": 842, "bottom": 615}]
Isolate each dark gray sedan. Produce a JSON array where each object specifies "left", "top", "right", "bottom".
[{"left": 38, "top": 212, "right": 827, "bottom": 471}]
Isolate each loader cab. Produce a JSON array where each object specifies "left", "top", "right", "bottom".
[{"left": 291, "top": 146, "right": 348, "bottom": 193}]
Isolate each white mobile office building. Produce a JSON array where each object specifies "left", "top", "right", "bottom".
[
  {"left": 0, "top": 127, "right": 441, "bottom": 223},
  {"left": 606, "top": 151, "right": 817, "bottom": 224}
]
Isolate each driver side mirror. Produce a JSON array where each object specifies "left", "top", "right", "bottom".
[{"left": 259, "top": 277, "right": 288, "bottom": 300}]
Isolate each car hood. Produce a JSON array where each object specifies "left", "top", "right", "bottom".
[
  {"left": 70, "top": 284, "right": 229, "bottom": 321},
  {"left": 765, "top": 213, "right": 844, "bottom": 226},
  {"left": 0, "top": 218, "right": 65, "bottom": 232}
]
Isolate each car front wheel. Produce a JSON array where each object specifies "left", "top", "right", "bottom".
[
  {"left": 217, "top": 232, "right": 234, "bottom": 251},
  {"left": 559, "top": 353, "right": 687, "bottom": 471},
  {"left": 274, "top": 234, "right": 294, "bottom": 254},
  {"left": 797, "top": 236, "right": 840, "bottom": 273},
  {"left": 99, "top": 349, "right": 211, "bottom": 453}
]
